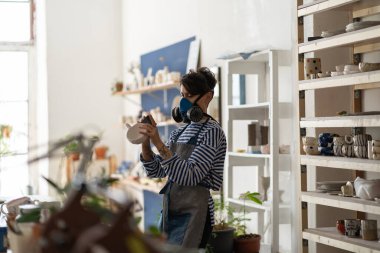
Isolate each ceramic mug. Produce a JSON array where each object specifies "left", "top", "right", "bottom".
[
  {"left": 345, "top": 219, "right": 361, "bottom": 237},
  {"left": 304, "top": 58, "right": 321, "bottom": 80},
  {"left": 336, "top": 220, "right": 345, "bottom": 235},
  {"left": 361, "top": 220, "right": 378, "bottom": 241}
]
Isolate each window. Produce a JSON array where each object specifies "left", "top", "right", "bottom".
[{"left": 0, "top": 0, "right": 34, "bottom": 196}]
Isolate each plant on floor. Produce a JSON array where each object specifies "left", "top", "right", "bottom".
[{"left": 233, "top": 191, "right": 262, "bottom": 253}]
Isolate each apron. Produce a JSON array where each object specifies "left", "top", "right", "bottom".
[{"left": 159, "top": 118, "right": 211, "bottom": 248}]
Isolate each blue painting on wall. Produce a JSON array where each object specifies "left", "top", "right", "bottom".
[{"left": 140, "top": 36, "right": 196, "bottom": 117}]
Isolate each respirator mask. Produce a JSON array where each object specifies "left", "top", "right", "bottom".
[{"left": 171, "top": 93, "right": 207, "bottom": 123}]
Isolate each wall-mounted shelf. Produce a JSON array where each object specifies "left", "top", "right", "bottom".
[
  {"left": 299, "top": 25, "right": 380, "bottom": 54},
  {"left": 227, "top": 152, "right": 271, "bottom": 159},
  {"left": 299, "top": 70, "right": 380, "bottom": 91},
  {"left": 112, "top": 81, "right": 179, "bottom": 96},
  {"left": 300, "top": 115, "right": 380, "bottom": 128},
  {"left": 298, "top": 0, "right": 359, "bottom": 17},
  {"left": 300, "top": 155, "right": 380, "bottom": 173},
  {"left": 301, "top": 191, "right": 380, "bottom": 215}
]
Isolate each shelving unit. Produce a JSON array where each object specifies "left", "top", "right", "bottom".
[
  {"left": 112, "top": 81, "right": 179, "bottom": 96},
  {"left": 224, "top": 49, "right": 291, "bottom": 253},
  {"left": 296, "top": 1, "right": 380, "bottom": 253}
]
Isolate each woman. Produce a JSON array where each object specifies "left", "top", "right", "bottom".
[{"left": 139, "top": 67, "right": 227, "bottom": 249}]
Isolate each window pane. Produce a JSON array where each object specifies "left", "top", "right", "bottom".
[
  {"left": 0, "top": 102, "right": 28, "bottom": 154},
  {"left": 0, "top": 154, "right": 28, "bottom": 196},
  {"left": 0, "top": 51, "right": 28, "bottom": 101},
  {"left": 0, "top": 2, "right": 30, "bottom": 41}
]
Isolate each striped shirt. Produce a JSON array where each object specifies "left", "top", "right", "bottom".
[{"left": 140, "top": 119, "right": 227, "bottom": 225}]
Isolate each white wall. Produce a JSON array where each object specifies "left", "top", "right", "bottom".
[{"left": 44, "top": 0, "right": 123, "bottom": 184}]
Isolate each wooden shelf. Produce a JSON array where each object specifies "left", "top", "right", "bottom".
[
  {"left": 298, "top": 25, "right": 380, "bottom": 54},
  {"left": 301, "top": 191, "right": 380, "bottom": 215},
  {"left": 300, "top": 115, "right": 380, "bottom": 128},
  {"left": 298, "top": 0, "right": 359, "bottom": 17},
  {"left": 299, "top": 70, "right": 380, "bottom": 91},
  {"left": 300, "top": 155, "right": 380, "bottom": 173},
  {"left": 227, "top": 152, "right": 270, "bottom": 159},
  {"left": 303, "top": 227, "right": 380, "bottom": 253},
  {"left": 112, "top": 81, "right": 179, "bottom": 95}
]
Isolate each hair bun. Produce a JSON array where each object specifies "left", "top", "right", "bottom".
[{"left": 198, "top": 67, "right": 217, "bottom": 90}]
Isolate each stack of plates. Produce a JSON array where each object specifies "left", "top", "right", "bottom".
[
  {"left": 346, "top": 21, "right": 380, "bottom": 32},
  {"left": 343, "top": 64, "right": 360, "bottom": 75}
]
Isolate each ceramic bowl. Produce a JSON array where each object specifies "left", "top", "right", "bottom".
[
  {"left": 344, "top": 65, "right": 360, "bottom": 72},
  {"left": 331, "top": 71, "right": 344, "bottom": 77},
  {"left": 335, "top": 65, "right": 345, "bottom": 72}
]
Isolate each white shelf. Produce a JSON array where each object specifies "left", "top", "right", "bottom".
[
  {"left": 156, "top": 120, "right": 182, "bottom": 127},
  {"left": 112, "top": 81, "right": 179, "bottom": 95},
  {"left": 301, "top": 191, "right": 380, "bottom": 215},
  {"left": 299, "top": 70, "right": 380, "bottom": 91},
  {"left": 303, "top": 227, "right": 380, "bottom": 253},
  {"left": 300, "top": 115, "right": 380, "bottom": 128},
  {"left": 227, "top": 152, "right": 270, "bottom": 159},
  {"left": 227, "top": 198, "right": 269, "bottom": 211},
  {"left": 299, "top": 25, "right": 380, "bottom": 54},
  {"left": 300, "top": 155, "right": 380, "bottom": 173},
  {"left": 298, "top": 0, "right": 359, "bottom": 17},
  {"left": 228, "top": 198, "right": 290, "bottom": 210}
]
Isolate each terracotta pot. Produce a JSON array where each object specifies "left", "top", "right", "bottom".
[
  {"left": 234, "top": 234, "right": 261, "bottom": 253},
  {"left": 95, "top": 146, "right": 108, "bottom": 160},
  {"left": 70, "top": 152, "right": 80, "bottom": 161},
  {"left": 115, "top": 82, "right": 123, "bottom": 92}
]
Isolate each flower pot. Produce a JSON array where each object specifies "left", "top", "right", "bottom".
[
  {"left": 70, "top": 152, "right": 80, "bottom": 161},
  {"left": 95, "top": 146, "right": 108, "bottom": 160},
  {"left": 208, "top": 227, "right": 235, "bottom": 253},
  {"left": 234, "top": 234, "right": 261, "bottom": 253},
  {"left": 115, "top": 82, "right": 123, "bottom": 92}
]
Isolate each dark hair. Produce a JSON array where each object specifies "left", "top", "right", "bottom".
[{"left": 180, "top": 67, "right": 217, "bottom": 95}]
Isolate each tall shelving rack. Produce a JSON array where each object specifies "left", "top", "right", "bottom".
[
  {"left": 296, "top": 1, "right": 380, "bottom": 253},
  {"left": 224, "top": 49, "right": 291, "bottom": 253}
]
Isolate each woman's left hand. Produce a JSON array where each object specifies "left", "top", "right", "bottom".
[{"left": 139, "top": 115, "right": 162, "bottom": 147}]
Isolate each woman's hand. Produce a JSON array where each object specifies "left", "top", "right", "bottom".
[{"left": 139, "top": 114, "right": 162, "bottom": 147}]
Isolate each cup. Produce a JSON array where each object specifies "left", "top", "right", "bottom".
[
  {"left": 344, "top": 219, "right": 361, "bottom": 237},
  {"left": 353, "top": 134, "right": 372, "bottom": 146},
  {"left": 304, "top": 58, "right": 321, "bottom": 80},
  {"left": 361, "top": 220, "right": 378, "bottom": 241},
  {"left": 336, "top": 220, "right": 345, "bottom": 235}
]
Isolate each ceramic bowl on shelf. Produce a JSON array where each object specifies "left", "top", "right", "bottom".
[
  {"left": 303, "top": 145, "right": 320, "bottom": 155},
  {"left": 317, "top": 181, "right": 348, "bottom": 192},
  {"left": 344, "top": 64, "right": 360, "bottom": 72},
  {"left": 335, "top": 65, "right": 345, "bottom": 72},
  {"left": 317, "top": 72, "right": 331, "bottom": 78},
  {"left": 354, "top": 177, "right": 380, "bottom": 200}
]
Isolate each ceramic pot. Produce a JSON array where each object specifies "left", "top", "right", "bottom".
[
  {"left": 333, "top": 145, "right": 343, "bottom": 156},
  {"left": 208, "top": 227, "right": 235, "bottom": 253},
  {"left": 318, "top": 133, "right": 336, "bottom": 148},
  {"left": 302, "top": 137, "right": 318, "bottom": 146},
  {"left": 333, "top": 136, "right": 345, "bottom": 146},
  {"left": 354, "top": 177, "right": 380, "bottom": 200},
  {"left": 303, "top": 145, "right": 320, "bottom": 155},
  {"left": 126, "top": 123, "right": 148, "bottom": 144},
  {"left": 94, "top": 146, "right": 108, "bottom": 160},
  {"left": 361, "top": 220, "right": 378, "bottom": 241},
  {"left": 304, "top": 58, "right": 321, "bottom": 80}
]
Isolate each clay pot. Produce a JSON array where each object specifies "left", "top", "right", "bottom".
[
  {"left": 94, "top": 146, "right": 108, "bottom": 160},
  {"left": 70, "top": 152, "right": 80, "bottom": 161},
  {"left": 115, "top": 82, "right": 123, "bottom": 92},
  {"left": 234, "top": 234, "right": 261, "bottom": 253}
]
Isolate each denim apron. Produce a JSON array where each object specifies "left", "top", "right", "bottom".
[{"left": 159, "top": 118, "right": 211, "bottom": 248}]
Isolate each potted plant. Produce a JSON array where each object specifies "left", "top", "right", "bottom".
[
  {"left": 207, "top": 197, "right": 236, "bottom": 253},
  {"left": 64, "top": 139, "right": 80, "bottom": 161},
  {"left": 111, "top": 79, "right": 124, "bottom": 93},
  {"left": 233, "top": 191, "right": 262, "bottom": 253}
]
